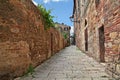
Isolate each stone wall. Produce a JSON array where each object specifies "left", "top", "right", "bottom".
[
  {"left": 0, "top": 0, "right": 66, "bottom": 79},
  {"left": 0, "top": 41, "right": 31, "bottom": 79},
  {"left": 104, "top": 0, "right": 120, "bottom": 78},
  {"left": 73, "top": 0, "right": 120, "bottom": 78}
]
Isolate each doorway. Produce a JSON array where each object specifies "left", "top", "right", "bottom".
[
  {"left": 85, "top": 28, "right": 88, "bottom": 51},
  {"left": 51, "top": 33, "right": 53, "bottom": 55},
  {"left": 99, "top": 26, "right": 105, "bottom": 62}
]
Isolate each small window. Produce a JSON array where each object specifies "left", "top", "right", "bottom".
[
  {"left": 85, "top": 19, "right": 87, "bottom": 27},
  {"left": 64, "top": 28, "right": 68, "bottom": 31}
]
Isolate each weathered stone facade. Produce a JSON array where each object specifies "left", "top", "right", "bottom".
[
  {"left": 72, "top": 0, "right": 120, "bottom": 79},
  {"left": 0, "top": 41, "right": 31, "bottom": 79},
  {"left": 0, "top": 0, "right": 68, "bottom": 79},
  {"left": 55, "top": 23, "right": 71, "bottom": 46}
]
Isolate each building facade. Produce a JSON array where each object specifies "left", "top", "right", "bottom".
[
  {"left": 72, "top": 0, "right": 120, "bottom": 78},
  {"left": 0, "top": 0, "right": 68, "bottom": 79},
  {"left": 55, "top": 23, "right": 71, "bottom": 46}
]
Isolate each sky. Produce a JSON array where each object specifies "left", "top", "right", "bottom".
[{"left": 32, "top": 0, "right": 74, "bottom": 34}]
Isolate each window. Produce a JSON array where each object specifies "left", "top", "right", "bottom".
[
  {"left": 64, "top": 28, "right": 68, "bottom": 31},
  {"left": 85, "top": 19, "right": 87, "bottom": 27}
]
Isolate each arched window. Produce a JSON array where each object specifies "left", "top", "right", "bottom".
[
  {"left": 64, "top": 27, "right": 68, "bottom": 31},
  {"left": 85, "top": 19, "right": 87, "bottom": 27}
]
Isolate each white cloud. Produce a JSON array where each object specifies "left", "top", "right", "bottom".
[
  {"left": 32, "top": 0, "right": 38, "bottom": 6},
  {"left": 44, "top": 0, "right": 50, "bottom": 3},
  {"left": 43, "top": 0, "right": 68, "bottom": 3},
  {"left": 52, "top": 0, "right": 60, "bottom": 2}
]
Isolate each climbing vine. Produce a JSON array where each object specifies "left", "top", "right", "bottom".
[{"left": 37, "top": 4, "right": 55, "bottom": 29}]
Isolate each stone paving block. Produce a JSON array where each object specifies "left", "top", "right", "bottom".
[
  {"left": 93, "top": 77, "right": 109, "bottom": 80},
  {"left": 15, "top": 46, "right": 110, "bottom": 80},
  {"left": 47, "top": 73, "right": 67, "bottom": 78},
  {"left": 73, "top": 77, "right": 92, "bottom": 80}
]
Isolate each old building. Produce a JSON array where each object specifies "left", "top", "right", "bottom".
[
  {"left": 0, "top": 0, "right": 67, "bottom": 79},
  {"left": 55, "top": 23, "right": 71, "bottom": 46},
  {"left": 72, "top": 0, "right": 120, "bottom": 78}
]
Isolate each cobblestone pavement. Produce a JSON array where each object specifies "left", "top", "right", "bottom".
[{"left": 16, "top": 46, "right": 110, "bottom": 80}]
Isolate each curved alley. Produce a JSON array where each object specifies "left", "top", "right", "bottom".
[{"left": 15, "top": 46, "right": 110, "bottom": 80}]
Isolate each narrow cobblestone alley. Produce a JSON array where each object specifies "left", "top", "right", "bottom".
[{"left": 16, "top": 46, "right": 110, "bottom": 80}]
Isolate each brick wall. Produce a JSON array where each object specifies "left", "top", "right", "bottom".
[
  {"left": 104, "top": 0, "right": 120, "bottom": 78},
  {"left": 73, "top": 0, "right": 120, "bottom": 78},
  {"left": 0, "top": 0, "right": 66, "bottom": 79}
]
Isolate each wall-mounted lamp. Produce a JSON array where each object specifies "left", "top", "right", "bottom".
[{"left": 69, "top": 15, "right": 80, "bottom": 23}]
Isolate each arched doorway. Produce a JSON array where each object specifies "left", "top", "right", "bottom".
[{"left": 99, "top": 25, "right": 105, "bottom": 62}]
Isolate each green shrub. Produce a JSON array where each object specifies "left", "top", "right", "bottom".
[
  {"left": 37, "top": 4, "right": 55, "bottom": 30},
  {"left": 24, "top": 64, "right": 35, "bottom": 77},
  {"left": 63, "top": 33, "right": 67, "bottom": 39}
]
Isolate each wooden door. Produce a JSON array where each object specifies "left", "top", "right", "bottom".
[
  {"left": 85, "top": 28, "right": 88, "bottom": 51},
  {"left": 99, "top": 26, "right": 105, "bottom": 62}
]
